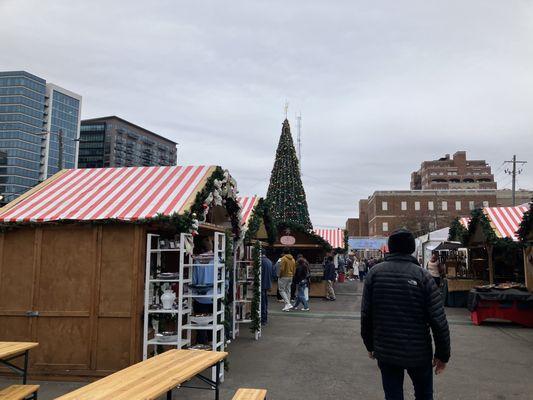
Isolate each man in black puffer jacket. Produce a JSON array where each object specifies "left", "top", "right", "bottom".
[{"left": 361, "top": 229, "right": 450, "bottom": 400}]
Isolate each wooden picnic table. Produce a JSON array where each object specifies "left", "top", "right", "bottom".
[
  {"left": 0, "top": 342, "right": 39, "bottom": 384},
  {"left": 55, "top": 349, "right": 228, "bottom": 400}
]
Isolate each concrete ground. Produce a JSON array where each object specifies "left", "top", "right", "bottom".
[{"left": 2, "top": 280, "right": 533, "bottom": 399}]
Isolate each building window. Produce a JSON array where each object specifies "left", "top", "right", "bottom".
[
  {"left": 382, "top": 201, "right": 388, "bottom": 211},
  {"left": 469, "top": 201, "right": 475, "bottom": 210},
  {"left": 415, "top": 201, "right": 420, "bottom": 211},
  {"left": 442, "top": 201, "right": 448, "bottom": 211},
  {"left": 455, "top": 201, "right": 461, "bottom": 211},
  {"left": 428, "top": 201, "right": 434, "bottom": 211},
  {"left": 483, "top": 201, "right": 489, "bottom": 207},
  {"left": 382, "top": 222, "right": 388, "bottom": 232},
  {"left": 401, "top": 201, "right": 407, "bottom": 211}
]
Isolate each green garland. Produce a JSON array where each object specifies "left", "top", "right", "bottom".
[
  {"left": 245, "top": 198, "right": 276, "bottom": 244},
  {"left": 448, "top": 217, "right": 468, "bottom": 243},
  {"left": 462, "top": 208, "right": 497, "bottom": 246},
  {"left": 250, "top": 242, "right": 261, "bottom": 334},
  {"left": 518, "top": 201, "right": 533, "bottom": 242},
  {"left": 190, "top": 166, "right": 241, "bottom": 238},
  {"left": 0, "top": 212, "right": 194, "bottom": 234}
]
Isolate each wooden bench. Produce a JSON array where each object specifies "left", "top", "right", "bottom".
[
  {"left": 56, "top": 349, "right": 227, "bottom": 400},
  {"left": 232, "top": 388, "right": 267, "bottom": 400},
  {"left": 0, "top": 384, "right": 39, "bottom": 400}
]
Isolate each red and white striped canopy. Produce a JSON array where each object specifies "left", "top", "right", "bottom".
[
  {"left": 238, "top": 196, "right": 259, "bottom": 227},
  {"left": 459, "top": 217, "right": 470, "bottom": 228},
  {"left": 484, "top": 205, "right": 529, "bottom": 241},
  {"left": 314, "top": 228, "right": 345, "bottom": 249},
  {"left": 0, "top": 166, "right": 214, "bottom": 223}
]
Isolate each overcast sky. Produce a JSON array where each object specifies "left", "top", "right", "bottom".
[{"left": 1, "top": 0, "right": 532, "bottom": 227}]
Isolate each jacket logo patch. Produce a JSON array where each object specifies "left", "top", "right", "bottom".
[{"left": 407, "top": 279, "right": 418, "bottom": 286}]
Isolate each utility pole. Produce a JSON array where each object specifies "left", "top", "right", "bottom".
[
  {"left": 504, "top": 155, "right": 527, "bottom": 206},
  {"left": 58, "top": 129, "right": 64, "bottom": 170}
]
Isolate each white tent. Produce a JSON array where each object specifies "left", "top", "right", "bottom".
[{"left": 415, "top": 227, "right": 450, "bottom": 267}]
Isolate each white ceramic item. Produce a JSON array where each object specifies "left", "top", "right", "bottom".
[{"left": 160, "top": 289, "right": 176, "bottom": 310}]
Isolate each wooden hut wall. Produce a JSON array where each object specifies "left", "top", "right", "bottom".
[{"left": 0, "top": 223, "right": 145, "bottom": 379}]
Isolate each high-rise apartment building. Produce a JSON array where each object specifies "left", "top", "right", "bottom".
[
  {"left": 410, "top": 151, "right": 496, "bottom": 190},
  {"left": 0, "top": 71, "right": 82, "bottom": 204},
  {"left": 78, "top": 116, "right": 177, "bottom": 168}
]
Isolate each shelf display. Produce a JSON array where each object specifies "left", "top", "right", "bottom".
[
  {"left": 143, "top": 232, "right": 193, "bottom": 359},
  {"left": 232, "top": 244, "right": 262, "bottom": 340},
  {"left": 177, "top": 231, "right": 226, "bottom": 382}
]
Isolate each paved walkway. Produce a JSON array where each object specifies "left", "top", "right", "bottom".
[{"left": 2, "top": 280, "right": 533, "bottom": 399}]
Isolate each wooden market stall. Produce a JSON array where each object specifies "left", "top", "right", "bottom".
[
  {"left": 0, "top": 165, "right": 242, "bottom": 380},
  {"left": 446, "top": 205, "right": 529, "bottom": 307}
]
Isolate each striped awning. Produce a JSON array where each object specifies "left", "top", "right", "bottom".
[
  {"left": 0, "top": 166, "right": 215, "bottom": 223},
  {"left": 314, "top": 228, "right": 345, "bottom": 249},
  {"left": 238, "top": 196, "right": 259, "bottom": 227},
  {"left": 459, "top": 217, "right": 470, "bottom": 228},
  {"left": 484, "top": 205, "right": 529, "bottom": 241}
]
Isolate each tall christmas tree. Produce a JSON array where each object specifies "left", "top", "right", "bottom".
[{"left": 266, "top": 119, "right": 313, "bottom": 230}]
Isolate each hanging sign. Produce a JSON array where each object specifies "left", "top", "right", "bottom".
[{"left": 280, "top": 235, "right": 296, "bottom": 245}]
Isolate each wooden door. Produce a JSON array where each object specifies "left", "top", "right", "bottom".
[
  {"left": 31, "top": 225, "right": 97, "bottom": 372},
  {"left": 0, "top": 228, "right": 37, "bottom": 342}
]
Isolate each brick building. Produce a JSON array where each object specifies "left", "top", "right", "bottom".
[
  {"left": 410, "top": 151, "right": 496, "bottom": 190},
  {"left": 345, "top": 218, "right": 360, "bottom": 236},
  {"left": 356, "top": 189, "right": 497, "bottom": 237}
]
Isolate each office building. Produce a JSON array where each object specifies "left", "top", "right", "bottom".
[
  {"left": 410, "top": 151, "right": 496, "bottom": 190},
  {"left": 79, "top": 116, "right": 177, "bottom": 168},
  {"left": 0, "top": 71, "right": 81, "bottom": 204}
]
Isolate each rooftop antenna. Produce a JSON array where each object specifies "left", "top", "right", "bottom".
[{"left": 296, "top": 112, "right": 302, "bottom": 174}]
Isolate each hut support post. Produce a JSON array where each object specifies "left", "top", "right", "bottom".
[
  {"left": 487, "top": 244, "right": 494, "bottom": 284},
  {"left": 524, "top": 245, "right": 533, "bottom": 291}
]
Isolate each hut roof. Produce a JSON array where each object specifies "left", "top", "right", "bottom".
[
  {"left": 238, "top": 196, "right": 260, "bottom": 227},
  {"left": 0, "top": 165, "right": 215, "bottom": 223},
  {"left": 313, "top": 228, "right": 345, "bottom": 249},
  {"left": 484, "top": 204, "right": 529, "bottom": 241}
]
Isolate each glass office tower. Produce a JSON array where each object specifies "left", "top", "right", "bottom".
[{"left": 0, "top": 71, "right": 82, "bottom": 204}]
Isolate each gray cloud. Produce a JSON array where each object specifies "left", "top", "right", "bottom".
[{"left": 1, "top": 0, "right": 532, "bottom": 227}]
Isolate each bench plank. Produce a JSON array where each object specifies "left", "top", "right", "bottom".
[
  {"left": 0, "top": 384, "right": 39, "bottom": 400},
  {"left": 233, "top": 388, "right": 268, "bottom": 400},
  {"left": 0, "top": 342, "right": 39, "bottom": 360},
  {"left": 56, "top": 350, "right": 227, "bottom": 400}
]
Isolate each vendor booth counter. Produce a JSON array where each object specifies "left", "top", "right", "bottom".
[{"left": 468, "top": 286, "right": 533, "bottom": 327}]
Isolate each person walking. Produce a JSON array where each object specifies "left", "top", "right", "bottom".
[
  {"left": 260, "top": 254, "right": 273, "bottom": 325},
  {"left": 292, "top": 258, "right": 310, "bottom": 311},
  {"left": 427, "top": 253, "right": 442, "bottom": 287},
  {"left": 323, "top": 255, "right": 336, "bottom": 301},
  {"left": 359, "top": 258, "right": 368, "bottom": 280},
  {"left": 278, "top": 248, "right": 296, "bottom": 311},
  {"left": 361, "top": 229, "right": 450, "bottom": 400},
  {"left": 352, "top": 257, "right": 360, "bottom": 281}
]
